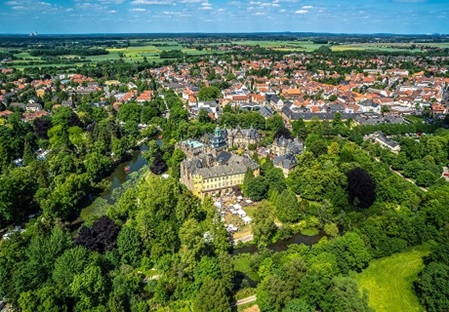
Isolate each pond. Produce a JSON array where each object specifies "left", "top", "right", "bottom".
[
  {"left": 100, "top": 145, "right": 149, "bottom": 204},
  {"left": 232, "top": 231, "right": 326, "bottom": 255}
]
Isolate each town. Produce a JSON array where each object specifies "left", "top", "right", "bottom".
[{"left": 1, "top": 33, "right": 449, "bottom": 312}]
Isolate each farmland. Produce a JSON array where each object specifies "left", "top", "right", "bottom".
[{"left": 2, "top": 34, "right": 449, "bottom": 70}]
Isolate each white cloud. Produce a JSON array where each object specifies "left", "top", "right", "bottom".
[
  {"left": 295, "top": 9, "right": 308, "bottom": 14},
  {"left": 131, "top": 0, "right": 172, "bottom": 4},
  {"left": 199, "top": 2, "right": 212, "bottom": 9},
  {"left": 97, "top": 0, "right": 126, "bottom": 3},
  {"left": 301, "top": 5, "right": 313, "bottom": 9},
  {"left": 261, "top": 2, "right": 280, "bottom": 7},
  {"left": 131, "top": 8, "right": 147, "bottom": 11}
]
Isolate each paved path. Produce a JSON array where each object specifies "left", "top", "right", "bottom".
[
  {"left": 233, "top": 295, "right": 257, "bottom": 307},
  {"left": 372, "top": 156, "right": 428, "bottom": 192},
  {"left": 234, "top": 234, "right": 254, "bottom": 244}
]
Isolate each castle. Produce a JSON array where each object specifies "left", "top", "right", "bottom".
[{"left": 178, "top": 126, "right": 260, "bottom": 197}]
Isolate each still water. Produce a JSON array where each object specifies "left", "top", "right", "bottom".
[
  {"left": 100, "top": 145, "right": 149, "bottom": 203},
  {"left": 233, "top": 231, "right": 325, "bottom": 255}
]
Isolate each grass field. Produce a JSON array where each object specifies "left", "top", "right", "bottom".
[
  {"left": 233, "top": 253, "right": 260, "bottom": 282},
  {"left": 231, "top": 40, "right": 321, "bottom": 52},
  {"left": 331, "top": 42, "right": 449, "bottom": 53},
  {"left": 356, "top": 244, "right": 432, "bottom": 312}
]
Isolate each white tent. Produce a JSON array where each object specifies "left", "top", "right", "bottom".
[
  {"left": 234, "top": 203, "right": 242, "bottom": 210},
  {"left": 242, "top": 216, "right": 252, "bottom": 224},
  {"left": 237, "top": 210, "right": 247, "bottom": 217}
]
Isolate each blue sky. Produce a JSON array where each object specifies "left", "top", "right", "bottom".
[{"left": 0, "top": 0, "right": 448, "bottom": 34}]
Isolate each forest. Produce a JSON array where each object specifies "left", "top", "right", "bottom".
[{"left": 1, "top": 93, "right": 449, "bottom": 311}]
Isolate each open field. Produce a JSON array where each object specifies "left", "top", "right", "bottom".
[
  {"left": 5, "top": 38, "right": 449, "bottom": 69},
  {"left": 6, "top": 41, "right": 217, "bottom": 68},
  {"left": 231, "top": 40, "right": 321, "bottom": 52},
  {"left": 356, "top": 244, "right": 432, "bottom": 312},
  {"left": 331, "top": 42, "right": 449, "bottom": 52}
]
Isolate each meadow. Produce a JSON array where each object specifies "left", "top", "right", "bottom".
[
  {"left": 5, "top": 37, "right": 449, "bottom": 69},
  {"left": 356, "top": 243, "right": 432, "bottom": 312}
]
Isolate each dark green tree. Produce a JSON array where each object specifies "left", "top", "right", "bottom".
[
  {"left": 276, "top": 189, "right": 301, "bottom": 223},
  {"left": 194, "top": 277, "right": 230, "bottom": 312}
]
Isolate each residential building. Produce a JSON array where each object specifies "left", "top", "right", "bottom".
[{"left": 367, "top": 131, "right": 401, "bottom": 153}]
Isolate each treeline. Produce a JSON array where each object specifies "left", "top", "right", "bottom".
[
  {"left": 29, "top": 48, "right": 109, "bottom": 57},
  {"left": 159, "top": 50, "right": 184, "bottom": 59}
]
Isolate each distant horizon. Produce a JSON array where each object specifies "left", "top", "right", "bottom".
[
  {"left": 0, "top": 31, "right": 448, "bottom": 36},
  {"left": 1, "top": 0, "right": 448, "bottom": 35}
]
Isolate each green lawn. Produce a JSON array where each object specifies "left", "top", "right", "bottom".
[
  {"left": 356, "top": 244, "right": 432, "bottom": 312},
  {"left": 233, "top": 253, "right": 260, "bottom": 282}
]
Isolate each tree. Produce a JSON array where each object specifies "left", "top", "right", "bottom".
[
  {"left": 265, "top": 167, "right": 286, "bottom": 194},
  {"left": 12, "top": 227, "right": 71, "bottom": 297},
  {"left": 33, "top": 116, "right": 52, "bottom": 139},
  {"left": 266, "top": 115, "right": 285, "bottom": 132},
  {"left": 70, "top": 265, "right": 107, "bottom": 310},
  {"left": 416, "top": 170, "right": 438, "bottom": 187},
  {"left": 198, "top": 108, "right": 212, "bottom": 123},
  {"left": 276, "top": 189, "right": 301, "bottom": 223},
  {"left": 118, "top": 103, "right": 141, "bottom": 123},
  {"left": 52, "top": 246, "right": 91, "bottom": 292},
  {"left": 117, "top": 226, "right": 142, "bottom": 267},
  {"left": 282, "top": 298, "right": 314, "bottom": 312},
  {"left": 321, "top": 276, "right": 373, "bottom": 312},
  {"left": 257, "top": 274, "right": 291, "bottom": 312},
  {"left": 150, "top": 151, "right": 167, "bottom": 175},
  {"left": 244, "top": 176, "right": 269, "bottom": 201},
  {"left": 346, "top": 167, "right": 376, "bottom": 209},
  {"left": 18, "top": 286, "right": 67, "bottom": 312},
  {"left": 414, "top": 261, "right": 449, "bottom": 312},
  {"left": 74, "top": 216, "right": 121, "bottom": 253},
  {"left": 84, "top": 151, "right": 112, "bottom": 181},
  {"left": 197, "top": 86, "right": 221, "bottom": 101},
  {"left": 35, "top": 173, "right": 90, "bottom": 220},
  {"left": 273, "top": 127, "right": 292, "bottom": 140},
  {"left": 168, "top": 148, "right": 186, "bottom": 179},
  {"left": 307, "top": 140, "right": 328, "bottom": 157},
  {"left": 253, "top": 201, "right": 277, "bottom": 245},
  {"left": 194, "top": 277, "right": 230, "bottom": 312}
]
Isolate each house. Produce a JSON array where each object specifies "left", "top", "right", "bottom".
[
  {"left": 358, "top": 100, "right": 381, "bottom": 113},
  {"left": 269, "top": 94, "right": 284, "bottom": 111},
  {"left": 259, "top": 106, "right": 274, "bottom": 118},
  {"left": 227, "top": 126, "right": 261, "bottom": 149},
  {"left": 431, "top": 104, "right": 447, "bottom": 118},
  {"left": 9, "top": 102, "right": 25, "bottom": 110},
  {"left": 368, "top": 131, "right": 401, "bottom": 153},
  {"left": 25, "top": 103, "right": 42, "bottom": 112},
  {"left": 273, "top": 153, "right": 297, "bottom": 177},
  {"left": 0, "top": 110, "right": 13, "bottom": 118},
  {"left": 271, "top": 136, "right": 304, "bottom": 157},
  {"left": 61, "top": 100, "right": 75, "bottom": 108},
  {"left": 22, "top": 110, "right": 50, "bottom": 122}
]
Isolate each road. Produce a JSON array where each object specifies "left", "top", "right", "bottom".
[
  {"left": 233, "top": 295, "right": 257, "bottom": 307},
  {"left": 233, "top": 234, "right": 254, "bottom": 244}
]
